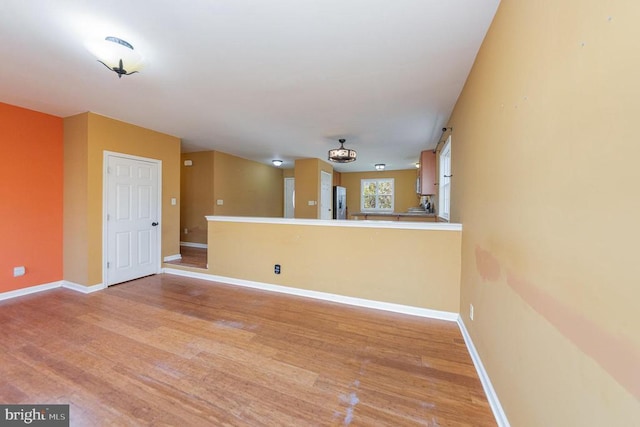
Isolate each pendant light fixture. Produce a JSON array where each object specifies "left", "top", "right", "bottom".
[
  {"left": 87, "top": 36, "right": 143, "bottom": 78},
  {"left": 328, "top": 139, "right": 357, "bottom": 163}
]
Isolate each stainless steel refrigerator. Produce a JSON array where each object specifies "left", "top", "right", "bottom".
[{"left": 333, "top": 186, "right": 347, "bottom": 219}]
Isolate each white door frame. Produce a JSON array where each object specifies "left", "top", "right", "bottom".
[
  {"left": 284, "top": 177, "right": 295, "bottom": 218},
  {"left": 320, "top": 171, "right": 332, "bottom": 220},
  {"left": 103, "top": 151, "right": 163, "bottom": 287}
]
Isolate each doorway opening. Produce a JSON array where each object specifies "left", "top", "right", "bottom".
[
  {"left": 284, "top": 177, "right": 295, "bottom": 218},
  {"left": 166, "top": 243, "right": 207, "bottom": 269}
]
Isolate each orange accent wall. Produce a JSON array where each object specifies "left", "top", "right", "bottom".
[{"left": 0, "top": 102, "right": 63, "bottom": 292}]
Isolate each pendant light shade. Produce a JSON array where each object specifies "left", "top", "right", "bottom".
[
  {"left": 328, "top": 139, "right": 357, "bottom": 163},
  {"left": 87, "top": 36, "right": 144, "bottom": 78}
]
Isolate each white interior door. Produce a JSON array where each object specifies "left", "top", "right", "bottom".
[
  {"left": 284, "top": 177, "right": 295, "bottom": 218},
  {"left": 320, "top": 171, "right": 332, "bottom": 220},
  {"left": 105, "top": 153, "right": 161, "bottom": 286}
]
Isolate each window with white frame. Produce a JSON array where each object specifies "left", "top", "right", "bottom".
[
  {"left": 361, "top": 178, "right": 394, "bottom": 212},
  {"left": 438, "top": 136, "right": 452, "bottom": 220}
]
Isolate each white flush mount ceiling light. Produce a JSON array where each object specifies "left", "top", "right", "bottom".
[
  {"left": 328, "top": 139, "right": 356, "bottom": 163},
  {"left": 375, "top": 164, "right": 385, "bottom": 171},
  {"left": 87, "top": 36, "right": 143, "bottom": 78},
  {"left": 272, "top": 160, "right": 283, "bottom": 167}
]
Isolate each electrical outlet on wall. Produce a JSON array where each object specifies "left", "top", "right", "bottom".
[{"left": 469, "top": 304, "right": 474, "bottom": 321}]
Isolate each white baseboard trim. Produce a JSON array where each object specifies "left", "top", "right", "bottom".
[
  {"left": 163, "top": 254, "right": 182, "bottom": 262},
  {"left": 180, "top": 241, "right": 208, "bottom": 249},
  {"left": 0, "top": 280, "right": 105, "bottom": 301},
  {"left": 62, "top": 281, "right": 105, "bottom": 294},
  {"left": 457, "top": 317, "right": 509, "bottom": 427},
  {"left": 162, "top": 267, "right": 458, "bottom": 322},
  {"left": 0, "top": 281, "right": 63, "bottom": 301}
]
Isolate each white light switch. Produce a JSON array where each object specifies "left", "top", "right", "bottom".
[
  {"left": 184, "top": 160, "right": 193, "bottom": 166},
  {"left": 13, "top": 266, "right": 25, "bottom": 277},
  {"left": 216, "top": 199, "right": 224, "bottom": 205},
  {"left": 308, "top": 200, "right": 314, "bottom": 206},
  {"left": 171, "top": 198, "right": 177, "bottom": 206}
]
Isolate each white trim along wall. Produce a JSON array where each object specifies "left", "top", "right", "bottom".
[{"left": 0, "top": 281, "right": 104, "bottom": 301}]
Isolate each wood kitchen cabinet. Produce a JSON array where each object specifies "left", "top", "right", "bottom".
[{"left": 419, "top": 150, "right": 436, "bottom": 195}]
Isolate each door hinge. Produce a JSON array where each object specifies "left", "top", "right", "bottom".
[
  {"left": 107, "top": 262, "right": 110, "bottom": 269},
  {"left": 106, "top": 214, "right": 110, "bottom": 221}
]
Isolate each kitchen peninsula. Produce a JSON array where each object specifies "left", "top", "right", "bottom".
[{"left": 164, "top": 216, "right": 463, "bottom": 316}]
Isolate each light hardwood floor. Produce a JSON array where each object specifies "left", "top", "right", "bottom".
[
  {"left": 165, "top": 245, "right": 207, "bottom": 269},
  {"left": 0, "top": 274, "right": 496, "bottom": 426}
]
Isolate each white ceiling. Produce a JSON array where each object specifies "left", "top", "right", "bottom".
[{"left": 0, "top": 0, "right": 499, "bottom": 172}]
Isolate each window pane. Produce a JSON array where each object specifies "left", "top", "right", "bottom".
[
  {"left": 379, "top": 195, "right": 392, "bottom": 209},
  {"left": 439, "top": 136, "right": 452, "bottom": 220},
  {"left": 361, "top": 178, "right": 394, "bottom": 212},
  {"left": 363, "top": 182, "right": 377, "bottom": 196},
  {"left": 364, "top": 195, "right": 376, "bottom": 209},
  {"left": 378, "top": 181, "right": 392, "bottom": 195}
]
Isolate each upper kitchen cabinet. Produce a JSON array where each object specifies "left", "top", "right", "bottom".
[{"left": 419, "top": 150, "right": 436, "bottom": 195}]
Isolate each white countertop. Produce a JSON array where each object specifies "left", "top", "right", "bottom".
[{"left": 206, "top": 215, "right": 461, "bottom": 231}]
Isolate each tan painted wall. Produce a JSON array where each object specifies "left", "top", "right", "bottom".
[
  {"left": 207, "top": 221, "right": 461, "bottom": 312},
  {"left": 64, "top": 112, "right": 181, "bottom": 286},
  {"left": 340, "top": 169, "right": 421, "bottom": 217},
  {"left": 180, "top": 152, "right": 214, "bottom": 244},
  {"left": 212, "top": 151, "right": 283, "bottom": 217},
  {"left": 180, "top": 151, "right": 283, "bottom": 243},
  {"left": 63, "top": 114, "right": 89, "bottom": 285},
  {"left": 282, "top": 168, "right": 295, "bottom": 178},
  {"left": 448, "top": 0, "right": 640, "bottom": 424},
  {"left": 294, "top": 158, "right": 333, "bottom": 219},
  {"left": 333, "top": 171, "right": 341, "bottom": 186}
]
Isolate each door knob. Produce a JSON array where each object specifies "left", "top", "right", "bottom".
[{"left": 152, "top": 222, "right": 159, "bottom": 226}]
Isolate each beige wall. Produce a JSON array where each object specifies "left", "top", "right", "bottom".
[
  {"left": 64, "top": 112, "right": 181, "bottom": 286},
  {"left": 212, "top": 151, "right": 283, "bottom": 217},
  {"left": 63, "top": 114, "right": 89, "bottom": 285},
  {"left": 180, "top": 152, "right": 214, "bottom": 244},
  {"left": 207, "top": 220, "right": 461, "bottom": 312},
  {"left": 340, "top": 169, "right": 420, "bottom": 217},
  {"left": 449, "top": 0, "right": 640, "bottom": 424},
  {"left": 282, "top": 168, "right": 295, "bottom": 178},
  {"left": 333, "top": 171, "right": 341, "bottom": 186},
  {"left": 294, "top": 158, "right": 333, "bottom": 219},
  {"left": 180, "top": 150, "right": 284, "bottom": 243}
]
